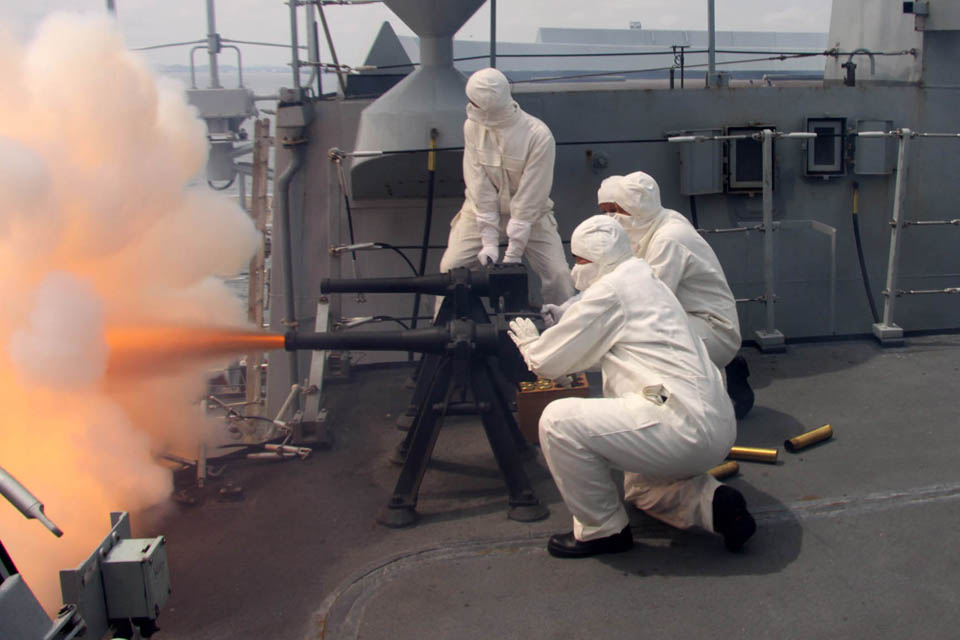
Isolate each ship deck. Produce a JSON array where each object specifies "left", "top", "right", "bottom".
[{"left": 150, "top": 333, "right": 960, "bottom": 639}]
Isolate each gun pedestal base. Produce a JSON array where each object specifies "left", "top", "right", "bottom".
[
  {"left": 395, "top": 409, "right": 416, "bottom": 431},
  {"left": 376, "top": 504, "right": 418, "bottom": 528},
  {"left": 383, "top": 322, "right": 547, "bottom": 528},
  {"left": 508, "top": 501, "right": 550, "bottom": 523}
]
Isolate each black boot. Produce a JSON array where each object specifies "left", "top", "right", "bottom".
[
  {"left": 725, "top": 355, "right": 755, "bottom": 420},
  {"left": 547, "top": 525, "right": 633, "bottom": 559},
  {"left": 712, "top": 485, "right": 756, "bottom": 552}
]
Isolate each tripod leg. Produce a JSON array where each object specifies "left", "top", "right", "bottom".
[
  {"left": 487, "top": 356, "right": 537, "bottom": 459},
  {"left": 396, "top": 303, "right": 451, "bottom": 430},
  {"left": 390, "top": 354, "right": 441, "bottom": 464},
  {"left": 378, "top": 356, "right": 454, "bottom": 528},
  {"left": 394, "top": 352, "right": 441, "bottom": 435},
  {"left": 470, "top": 358, "right": 549, "bottom": 523}
]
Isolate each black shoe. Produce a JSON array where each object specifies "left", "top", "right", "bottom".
[
  {"left": 712, "top": 485, "right": 756, "bottom": 552},
  {"left": 725, "top": 355, "right": 755, "bottom": 420},
  {"left": 547, "top": 525, "right": 633, "bottom": 558}
]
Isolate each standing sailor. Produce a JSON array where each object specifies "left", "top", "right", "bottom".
[
  {"left": 437, "top": 68, "right": 575, "bottom": 308},
  {"left": 509, "top": 215, "right": 755, "bottom": 558}
]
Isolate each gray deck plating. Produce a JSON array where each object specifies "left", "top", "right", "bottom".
[{"left": 152, "top": 334, "right": 960, "bottom": 639}]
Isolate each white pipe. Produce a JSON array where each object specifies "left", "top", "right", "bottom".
[
  {"left": 707, "top": 0, "right": 716, "bottom": 81},
  {"left": 761, "top": 129, "right": 776, "bottom": 333},
  {"left": 289, "top": 0, "right": 301, "bottom": 90},
  {"left": 879, "top": 129, "right": 912, "bottom": 329},
  {"left": 206, "top": 0, "right": 221, "bottom": 88}
]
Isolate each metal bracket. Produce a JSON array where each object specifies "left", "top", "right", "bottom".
[
  {"left": 872, "top": 322, "right": 904, "bottom": 346},
  {"left": 753, "top": 329, "right": 786, "bottom": 353}
]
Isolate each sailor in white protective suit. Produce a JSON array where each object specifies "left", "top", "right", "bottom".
[
  {"left": 436, "top": 67, "right": 575, "bottom": 311},
  {"left": 508, "top": 215, "right": 755, "bottom": 558},
  {"left": 593, "top": 171, "right": 755, "bottom": 419},
  {"left": 539, "top": 176, "right": 624, "bottom": 326}
]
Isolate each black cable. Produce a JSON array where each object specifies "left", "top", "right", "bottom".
[
  {"left": 375, "top": 47, "right": 918, "bottom": 70},
  {"left": 220, "top": 38, "right": 308, "bottom": 50},
  {"left": 389, "top": 244, "right": 451, "bottom": 250},
  {"left": 412, "top": 134, "right": 438, "bottom": 334},
  {"left": 689, "top": 195, "right": 699, "bottom": 228},
  {"left": 336, "top": 162, "right": 357, "bottom": 245},
  {"left": 557, "top": 137, "right": 667, "bottom": 146},
  {"left": 341, "top": 316, "right": 411, "bottom": 330},
  {"left": 512, "top": 65, "right": 679, "bottom": 84},
  {"left": 363, "top": 136, "right": 669, "bottom": 156},
  {"left": 368, "top": 145, "right": 465, "bottom": 154},
  {"left": 132, "top": 40, "right": 205, "bottom": 51},
  {"left": 392, "top": 315, "right": 435, "bottom": 323},
  {"left": 333, "top": 159, "right": 362, "bottom": 276},
  {"left": 237, "top": 415, "right": 277, "bottom": 424},
  {"left": 373, "top": 242, "right": 419, "bottom": 276},
  {"left": 454, "top": 49, "right": 712, "bottom": 61},
  {"left": 374, "top": 316, "right": 411, "bottom": 330},
  {"left": 371, "top": 47, "right": 913, "bottom": 72},
  {"left": 372, "top": 50, "right": 709, "bottom": 70},
  {"left": 851, "top": 182, "right": 880, "bottom": 323},
  {"left": 208, "top": 177, "right": 236, "bottom": 191},
  {"left": 511, "top": 51, "right": 825, "bottom": 85}
]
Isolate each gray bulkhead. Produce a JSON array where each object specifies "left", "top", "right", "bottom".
[{"left": 266, "top": 1, "right": 960, "bottom": 412}]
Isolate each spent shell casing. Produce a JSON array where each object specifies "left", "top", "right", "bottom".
[
  {"left": 708, "top": 461, "right": 740, "bottom": 479},
  {"left": 727, "top": 446, "right": 779, "bottom": 464},
  {"left": 785, "top": 424, "right": 833, "bottom": 452}
]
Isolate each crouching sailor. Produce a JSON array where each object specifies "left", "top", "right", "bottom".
[{"left": 508, "top": 215, "right": 756, "bottom": 558}]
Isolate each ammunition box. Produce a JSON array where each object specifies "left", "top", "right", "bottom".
[{"left": 516, "top": 373, "right": 590, "bottom": 444}]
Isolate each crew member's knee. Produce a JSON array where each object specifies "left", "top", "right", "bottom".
[{"left": 538, "top": 397, "right": 582, "bottom": 444}]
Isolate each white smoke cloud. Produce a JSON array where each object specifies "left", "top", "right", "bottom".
[
  {"left": 8, "top": 272, "right": 108, "bottom": 388},
  {"left": 0, "top": 12, "right": 258, "bottom": 611}
]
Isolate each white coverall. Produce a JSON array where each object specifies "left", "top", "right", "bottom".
[
  {"left": 437, "top": 68, "right": 575, "bottom": 308},
  {"left": 518, "top": 215, "right": 736, "bottom": 542},
  {"left": 605, "top": 172, "right": 741, "bottom": 368}
]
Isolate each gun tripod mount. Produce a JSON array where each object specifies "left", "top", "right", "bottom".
[{"left": 285, "top": 266, "right": 548, "bottom": 527}]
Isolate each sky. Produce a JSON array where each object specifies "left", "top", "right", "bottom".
[{"left": 2, "top": 1, "right": 835, "bottom": 69}]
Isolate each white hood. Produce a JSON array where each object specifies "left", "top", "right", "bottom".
[
  {"left": 570, "top": 215, "right": 633, "bottom": 289},
  {"left": 597, "top": 175, "right": 624, "bottom": 206},
  {"left": 465, "top": 67, "right": 520, "bottom": 129},
  {"left": 614, "top": 171, "right": 667, "bottom": 256}
]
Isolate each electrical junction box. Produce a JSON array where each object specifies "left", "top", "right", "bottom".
[
  {"left": 186, "top": 88, "right": 256, "bottom": 120},
  {"left": 906, "top": 1, "right": 960, "bottom": 30},
  {"left": 100, "top": 536, "right": 170, "bottom": 620},
  {"left": 804, "top": 117, "right": 846, "bottom": 177},
  {"left": 676, "top": 128, "right": 724, "bottom": 195},
  {"left": 726, "top": 125, "right": 775, "bottom": 193},
  {"left": 854, "top": 120, "right": 895, "bottom": 175}
]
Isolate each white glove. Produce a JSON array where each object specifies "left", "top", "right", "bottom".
[
  {"left": 477, "top": 244, "right": 499, "bottom": 266},
  {"left": 541, "top": 303, "right": 563, "bottom": 328},
  {"left": 503, "top": 218, "right": 532, "bottom": 264},
  {"left": 541, "top": 293, "right": 581, "bottom": 327},
  {"left": 553, "top": 374, "right": 574, "bottom": 388},
  {"left": 508, "top": 317, "right": 540, "bottom": 350},
  {"left": 477, "top": 223, "right": 500, "bottom": 266}
]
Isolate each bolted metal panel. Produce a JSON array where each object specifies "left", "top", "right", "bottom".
[
  {"left": 0, "top": 575, "right": 52, "bottom": 639},
  {"left": 101, "top": 537, "right": 170, "bottom": 620},
  {"left": 678, "top": 129, "right": 724, "bottom": 195}
]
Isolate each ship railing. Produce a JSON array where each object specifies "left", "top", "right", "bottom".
[
  {"left": 328, "top": 130, "right": 833, "bottom": 353},
  {"left": 860, "top": 129, "right": 960, "bottom": 345},
  {"left": 668, "top": 130, "right": 824, "bottom": 352}
]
